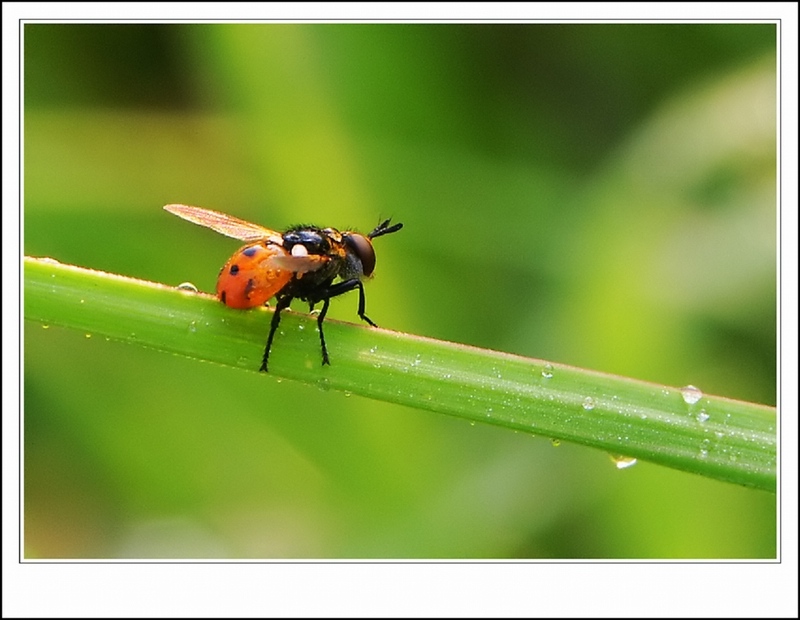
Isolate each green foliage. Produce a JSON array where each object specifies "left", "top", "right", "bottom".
[{"left": 25, "top": 257, "right": 776, "bottom": 492}]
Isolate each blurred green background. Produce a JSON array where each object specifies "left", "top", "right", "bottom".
[{"left": 24, "top": 23, "right": 777, "bottom": 559}]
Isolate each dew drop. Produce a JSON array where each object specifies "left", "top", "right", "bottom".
[
  {"left": 369, "top": 346, "right": 378, "bottom": 354},
  {"left": 41, "top": 324, "right": 50, "bottom": 330},
  {"left": 542, "top": 364, "right": 554, "bottom": 379},
  {"left": 681, "top": 385, "right": 703, "bottom": 405},
  {"left": 84, "top": 333, "right": 92, "bottom": 339},
  {"left": 582, "top": 397, "right": 596, "bottom": 410},
  {"left": 298, "top": 323, "right": 305, "bottom": 331},
  {"left": 188, "top": 321, "right": 197, "bottom": 333},
  {"left": 550, "top": 438, "right": 561, "bottom": 447},
  {"left": 696, "top": 409, "right": 710, "bottom": 423},
  {"left": 343, "top": 391, "right": 352, "bottom": 397},
  {"left": 609, "top": 454, "right": 638, "bottom": 469},
  {"left": 177, "top": 282, "right": 198, "bottom": 293}
]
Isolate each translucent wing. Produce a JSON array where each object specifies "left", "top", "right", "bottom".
[
  {"left": 268, "top": 253, "right": 329, "bottom": 273},
  {"left": 164, "top": 204, "right": 284, "bottom": 244}
]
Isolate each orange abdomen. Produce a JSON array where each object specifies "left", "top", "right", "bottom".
[{"left": 216, "top": 242, "right": 293, "bottom": 309}]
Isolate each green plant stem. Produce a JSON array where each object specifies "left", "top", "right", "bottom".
[{"left": 24, "top": 256, "right": 777, "bottom": 491}]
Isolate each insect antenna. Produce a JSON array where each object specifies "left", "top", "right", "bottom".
[{"left": 368, "top": 219, "right": 404, "bottom": 239}]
